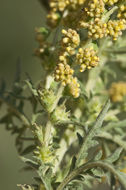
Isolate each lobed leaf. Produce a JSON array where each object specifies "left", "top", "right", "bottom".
[{"left": 76, "top": 99, "right": 110, "bottom": 167}]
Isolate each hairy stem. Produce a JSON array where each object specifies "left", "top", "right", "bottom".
[{"left": 57, "top": 161, "right": 125, "bottom": 190}]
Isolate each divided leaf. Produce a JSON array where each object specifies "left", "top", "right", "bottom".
[
  {"left": 76, "top": 99, "right": 110, "bottom": 167},
  {"left": 20, "top": 156, "right": 39, "bottom": 169},
  {"left": 38, "top": 165, "right": 53, "bottom": 190},
  {"left": 25, "top": 80, "right": 38, "bottom": 97},
  {"left": 105, "top": 147, "right": 123, "bottom": 163}
]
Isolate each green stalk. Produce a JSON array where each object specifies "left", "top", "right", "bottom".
[{"left": 57, "top": 160, "right": 126, "bottom": 190}]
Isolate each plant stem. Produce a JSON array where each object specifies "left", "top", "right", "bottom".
[
  {"left": 57, "top": 119, "right": 86, "bottom": 132},
  {"left": 102, "top": 6, "right": 118, "bottom": 22},
  {"left": 56, "top": 160, "right": 126, "bottom": 190}
]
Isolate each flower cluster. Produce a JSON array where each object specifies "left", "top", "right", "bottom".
[
  {"left": 47, "top": 11, "right": 60, "bottom": 28},
  {"left": 107, "top": 19, "right": 126, "bottom": 40},
  {"left": 109, "top": 82, "right": 126, "bottom": 102},
  {"left": 61, "top": 29, "right": 80, "bottom": 55},
  {"left": 47, "top": 0, "right": 85, "bottom": 27},
  {"left": 80, "top": 18, "right": 126, "bottom": 40},
  {"left": 34, "top": 27, "right": 49, "bottom": 58},
  {"left": 69, "top": 77, "right": 80, "bottom": 98},
  {"left": 76, "top": 47, "right": 99, "bottom": 72},
  {"left": 47, "top": 0, "right": 126, "bottom": 41},
  {"left": 46, "top": 0, "right": 126, "bottom": 98},
  {"left": 78, "top": 0, "right": 126, "bottom": 40},
  {"left": 85, "top": 0, "right": 104, "bottom": 18},
  {"left": 47, "top": 0, "right": 67, "bottom": 27},
  {"left": 80, "top": 18, "right": 107, "bottom": 39},
  {"left": 54, "top": 63, "right": 74, "bottom": 86},
  {"left": 54, "top": 29, "right": 80, "bottom": 98},
  {"left": 117, "top": 4, "right": 126, "bottom": 19},
  {"left": 103, "top": 0, "right": 119, "bottom": 6}
]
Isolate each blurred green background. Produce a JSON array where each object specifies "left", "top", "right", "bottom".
[{"left": 0, "top": 1, "right": 46, "bottom": 189}]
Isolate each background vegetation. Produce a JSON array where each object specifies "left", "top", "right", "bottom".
[{"left": 0, "top": 1, "right": 44, "bottom": 189}]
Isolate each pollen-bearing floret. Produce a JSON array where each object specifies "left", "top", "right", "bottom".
[
  {"left": 34, "top": 27, "right": 50, "bottom": 58},
  {"left": 61, "top": 29, "right": 80, "bottom": 55},
  {"left": 54, "top": 63, "right": 74, "bottom": 86},
  {"left": 54, "top": 28, "right": 81, "bottom": 98},
  {"left": 117, "top": 5, "right": 126, "bottom": 19},
  {"left": 79, "top": 18, "right": 107, "bottom": 39},
  {"left": 103, "top": 0, "right": 119, "bottom": 6},
  {"left": 76, "top": 47, "right": 99, "bottom": 72},
  {"left": 109, "top": 82, "right": 126, "bottom": 102},
  {"left": 85, "top": 0, "right": 104, "bottom": 18},
  {"left": 107, "top": 19, "right": 126, "bottom": 40},
  {"left": 68, "top": 77, "right": 80, "bottom": 98},
  {"left": 47, "top": 0, "right": 68, "bottom": 27},
  {"left": 89, "top": 19, "right": 107, "bottom": 39}
]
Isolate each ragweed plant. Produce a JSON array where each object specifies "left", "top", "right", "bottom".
[{"left": 1, "top": 0, "right": 126, "bottom": 190}]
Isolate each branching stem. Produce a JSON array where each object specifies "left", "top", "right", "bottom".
[{"left": 57, "top": 161, "right": 125, "bottom": 190}]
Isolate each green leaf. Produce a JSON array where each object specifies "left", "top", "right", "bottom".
[
  {"left": 94, "top": 150, "right": 103, "bottom": 161},
  {"left": 0, "top": 114, "right": 11, "bottom": 124},
  {"left": 97, "top": 132, "right": 126, "bottom": 151},
  {"left": 20, "top": 156, "right": 39, "bottom": 169},
  {"left": 31, "top": 111, "right": 44, "bottom": 124},
  {"left": 57, "top": 160, "right": 126, "bottom": 190},
  {"left": 68, "top": 156, "right": 77, "bottom": 174},
  {"left": 76, "top": 99, "right": 110, "bottom": 167},
  {"left": 105, "top": 147, "right": 123, "bottom": 163},
  {"left": 21, "top": 145, "right": 36, "bottom": 156},
  {"left": 103, "top": 119, "right": 126, "bottom": 131},
  {"left": 25, "top": 80, "right": 38, "bottom": 97},
  {"left": 38, "top": 165, "right": 53, "bottom": 190}
]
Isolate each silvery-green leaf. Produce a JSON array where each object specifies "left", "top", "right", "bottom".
[
  {"left": 76, "top": 99, "right": 110, "bottom": 166},
  {"left": 105, "top": 147, "right": 123, "bottom": 163},
  {"left": 94, "top": 150, "right": 103, "bottom": 161}
]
